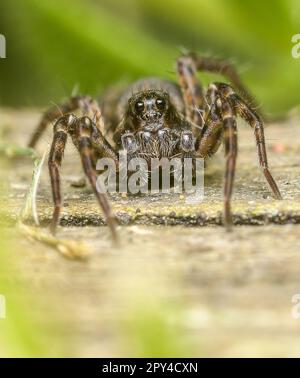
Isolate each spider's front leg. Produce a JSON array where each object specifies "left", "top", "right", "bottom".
[
  {"left": 75, "top": 116, "right": 118, "bottom": 242},
  {"left": 212, "top": 82, "right": 282, "bottom": 201},
  {"left": 48, "top": 114, "right": 76, "bottom": 234},
  {"left": 180, "top": 130, "right": 195, "bottom": 150},
  {"left": 28, "top": 95, "right": 102, "bottom": 148},
  {"left": 121, "top": 132, "right": 138, "bottom": 155},
  {"left": 196, "top": 83, "right": 282, "bottom": 229},
  {"left": 177, "top": 53, "right": 262, "bottom": 122},
  {"left": 48, "top": 113, "right": 118, "bottom": 242}
]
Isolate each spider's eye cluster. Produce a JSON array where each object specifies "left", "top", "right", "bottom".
[
  {"left": 156, "top": 98, "right": 165, "bottom": 110},
  {"left": 135, "top": 100, "right": 144, "bottom": 113}
]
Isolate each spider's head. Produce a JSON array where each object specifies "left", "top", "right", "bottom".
[{"left": 128, "top": 90, "right": 170, "bottom": 132}]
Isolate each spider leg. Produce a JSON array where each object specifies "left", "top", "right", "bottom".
[
  {"left": 28, "top": 95, "right": 102, "bottom": 148},
  {"left": 183, "top": 53, "right": 260, "bottom": 114},
  {"left": 48, "top": 114, "right": 76, "bottom": 234},
  {"left": 48, "top": 114, "right": 118, "bottom": 241},
  {"left": 176, "top": 55, "right": 205, "bottom": 128},
  {"left": 75, "top": 116, "right": 118, "bottom": 242},
  {"left": 196, "top": 85, "right": 224, "bottom": 157},
  {"left": 90, "top": 123, "right": 119, "bottom": 166},
  {"left": 195, "top": 88, "right": 237, "bottom": 229},
  {"left": 221, "top": 99, "right": 238, "bottom": 229},
  {"left": 212, "top": 83, "right": 282, "bottom": 200},
  {"left": 197, "top": 81, "right": 281, "bottom": 228}
]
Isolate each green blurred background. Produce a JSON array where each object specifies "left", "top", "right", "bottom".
[{"left": 0, "top": 0, "right": 300, "bottom": 116}]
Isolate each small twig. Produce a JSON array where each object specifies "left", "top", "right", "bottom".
[
  {"left": 20, "top": 149, "right": 48, "bottom": 225},
  {"left": 18, "top": 222, "right": 91, "bottom": 260},
  {"left": 18, "top": 147, "right": 92, "bottom": 260}
]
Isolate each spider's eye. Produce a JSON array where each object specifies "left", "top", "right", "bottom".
[
  {"left": 156, "top": 98, "right": 165, "bottom": 110},
  {"left": 135, "top": 100, "right": 144, "bottom": 113}
]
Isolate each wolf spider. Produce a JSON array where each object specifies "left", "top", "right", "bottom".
[{"left": 28, "top": 53, "right": 282, "bottom": 241}]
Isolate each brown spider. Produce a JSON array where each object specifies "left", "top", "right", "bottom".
[{"left": 28, "top": 53, "right": 282, "bottom": 241}]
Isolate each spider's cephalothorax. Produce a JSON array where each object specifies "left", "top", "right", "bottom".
[
  {"left": 28, "top": 53, "right": 282, "bottom": 241},
  {"left": 117, "top": 88, "right": 194, "bottom": 162},
  {"left": 128, "top": 90, "right": 170, "bottom": 130}
]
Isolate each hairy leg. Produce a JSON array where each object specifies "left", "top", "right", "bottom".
[
  {"left": 28, "top": 95, "right": 101, "bottom": 148},
  {"left": 75, "top": 116, "right": 118, "bottom": 242},
  {"left": 48, "top": 114, "right": 118, "bottom": 241},
  {"left": 196, "top": 81, "right": 281, "bottom": 228},
  {"left": 48, "top": 114, "right": 75, "bottom": 234},
  {"left": 221, "top": 99, "right": 238, "bottom": 228},
  {"left": 195, "top": 84, "right": 223, "bottom": 157},
  {"left": 177, "top": 52, "right": 265, "bottom": 136},
  {"left": 195, "top": 87, "right": 237, "bottom": 229},
  {"left": 212, "top": 82, "right": 282, "bottom": 200},
  {"left": 176, "top": 55, "right": 205, "bottom": 128},
  {"left": 186, "top": 53, "right": 259, "bottom": 112}
]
